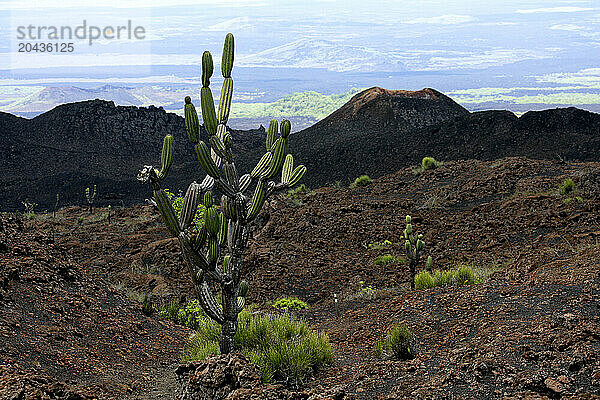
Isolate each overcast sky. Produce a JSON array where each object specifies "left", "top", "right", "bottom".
[{"left": 0, "top": 0, "right": 598, "bottom": 86}]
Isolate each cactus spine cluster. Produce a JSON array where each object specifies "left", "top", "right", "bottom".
[
  {"left": 138, "top": 33, "right": 306, "bottom": 354},
  {"left": 85, "top": 185, "right": 97, "bottom": 214},
  {"left": 404, "top": 215, "right": 426, "bottom": 289}
]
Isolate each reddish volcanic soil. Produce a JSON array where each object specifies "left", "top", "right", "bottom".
[{"left": 1, "top": 156, "right": 599, "bottom": 399}]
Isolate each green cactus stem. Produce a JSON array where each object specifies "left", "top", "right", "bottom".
[
  {"left": 404, "top": 215, "right": 429, "bottom": 289},
  {"left": 218, "top": 78, "right": 233, "bottom": 124},
  {"left": 85, "top": 184, "right": 97, "bottom": 214},
  {"left": 221, "top": 33, "right": 234, "bottom": 78},
  {"left": 200, "top": 87, "right": 218, "bottom": 135},
  {"left": 266, "top": 119, "right": 278, "bottom": 151},
  {"left": 184, "top": 97, "right": 200, "bottom": 143},
  {"left": 202, "top": 51, "right": 213, "bottom": 87}
]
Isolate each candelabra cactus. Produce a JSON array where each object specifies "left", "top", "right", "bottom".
[
  {"left": 404, "top": 215, "right": 426, "bottom": 289},
  {"left": 137, "top": 33, "right": 306, "bottom": 354},
  {"left": 85, "top": 185, "right": 97, "bottom": 214}
]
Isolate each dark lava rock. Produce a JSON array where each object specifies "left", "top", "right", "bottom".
[
  {"left": 175, "top": 354, "right": 345, "bottom": 400},
  {"left": 1, "top": 89, "right": 599, "bottom": 211}
]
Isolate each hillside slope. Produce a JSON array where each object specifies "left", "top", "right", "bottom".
[
  {"left": 0, "top": 100, "right": 265, "bottom": 211},
  {"left": 1, "top": 88, "right": 599, "bottom": 211},
  {"left": 28, "top": 156, "right": 600, "bottom": 399},
  {"left": 0, "top": 214, "right": 190, "bottom": 399},
  {"left": 288, "top": 87, "right": 600, "bottom": 187}
]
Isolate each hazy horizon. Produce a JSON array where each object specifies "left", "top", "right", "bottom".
[{"left": 0, "top": 0, "right": 598, "bottom": 119}]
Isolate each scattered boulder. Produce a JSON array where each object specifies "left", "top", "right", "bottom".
[
  {"left": 175, "top": 354, "right": 345, "bottom": 400},
  {"left": 0, "top": 365, "right": 94, "bottom": 400}
]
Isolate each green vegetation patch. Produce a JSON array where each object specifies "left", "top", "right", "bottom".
[
  {"left": 374, "top": 323, "right": 416, "bottom": 360},
  {"left": 272, "top": 297, "right": 308, "bottom": 312},
  {"left": 350, "top": 175, "right": 372, "bottom": 188},
  {"left": 421, "top": 157, "right": 438, "bottom": 171},
  {"left": 228, "top": 88, "right": 364, "bottom": 120},
  {"left": 374, "top": 254, "right": 404, "bottom": 266},
  {"left": 414, "top": 264, "right": 494, "bottom": 290},
  {"left": 182, "top": 309, "right": 333, "bottom": 384}
]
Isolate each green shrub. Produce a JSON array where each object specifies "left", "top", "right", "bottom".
[
  {"left": 158, "top": 299, "right": 208, "bottom": 330},
  {"left": 421, "top": 157, "right": 437, "bottom": 171},
  {"left": 183, "top": 310, "right": 333, "bottom": 384},
  {"left": 368, "top": 240, "right": 393, "bottom": 250},
  {"left": 432, "top": 269, "right": 454, "bottom": 287},
  {"left": 359, "top": 281, "right": 377, "bottom": 299},
  {"left": 374, "top": 254, "right": 404, "bottom": 265},
  {"left": 374, "top": 323, "right": 416, "bottom": 360},
  {"left": 272, "top": 297, "right": 308, "bottom": 312},
  {"left": 350, "top": 175, "right": 372, "bottom": 188},
  {"left": 414, "top": 265, "right": 480, "bottom": 289},
  {"left": 414, "top": 271, "right": 435, "bottom": 289},
  {"left": 286, "top": 184, "right": 309, "bottom": 199},
  {"left": 559, "top": 178, "right": 575, "bottom": 196},
  {"left": 455, "top": 265, "right": 475, "bottom": 286}
]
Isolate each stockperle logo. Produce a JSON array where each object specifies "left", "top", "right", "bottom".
[{"left": 16, "top": 20, "right": 146, "bottom": 46}]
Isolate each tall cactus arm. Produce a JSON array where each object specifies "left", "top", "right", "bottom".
[
  {"left": 184, "top": 97, "right": 200, "bottom": 143},
  {"left": 179, "top": 182, "right": 201, "bottom": 230},
  {"left": 266, "top": 119, "right": 278, "bottom": 151},
  {"left": 251, "top": 152, "right": 273, "bottom": 179},
  {"left": 263, "top": 137, "right": 288, "bottom": 179},
  {"left": 247, "top": 180, "right": 267, "bottom": 222},
  {"left": 202, "top": 51, "right": 213, "bottom": 87},
  {"left": 239, "top": 174, "right": 252, "bottom": 193},
  {"left": 157, "top": 135, "right": 174, "bottom": 180},
  {"left": 221, "top": 32, "right": 234, "bottom": 78},
  {"left": 214, "top": 178, "right": 236, "bottom": 198},
  {"left": 223, "top": 162, "right": 240, "bottom": 191},
  {"left": 179, "top": 231, "right": 226, "bottom": 283},
  {"left": 154, "top": 188, "right": 180, "bottom": 237},
  {"left": 199, "top": 175, "right": 215, "bottom": 192},
  {"left": 218, "top": 78, "right": 233, "bottom": 125},
  {"left": 209, "top": 126, "right": 232, "bottom": 162},
  {"left": 201, "top": 87, "right": 218, "bottom": 135},
  {"left": 195, "top": 141, "right": 221, "bottom": 178}
]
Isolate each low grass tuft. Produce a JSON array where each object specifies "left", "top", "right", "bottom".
[
  {"left": 559, "top": 178, "right": 576, "bottom": 196},
  {"left": 182, "top": 309, "right": 333, "bottom": 385},
  {"left": 414, "top": 264, "right": 488, "bottom": 290},
  {"left": 455, "top": 265, "right": 476, "bottom": 286},
  {"left": 421, "top": 157, "right": 438, "bottom": 171},
  {"left": 374, "top": 323, "right": 416, "bottom": 360},
  {"left": 414, "top": 271, "right": 435, "bottom": 289},
  {"left": 350, "top": 175, "right": 372, "bottom": 188}
]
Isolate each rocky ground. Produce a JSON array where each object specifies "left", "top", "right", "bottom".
[{"left": 1, "top": 156, "right": 599, "bottom": 399}]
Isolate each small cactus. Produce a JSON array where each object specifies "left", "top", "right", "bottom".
[
  {"left": 137, "top": 33, "right": 306, "bottom": 355},
  {"left": 403, "top": 215, "right": 429, "bottom": 289},
  {"left": 85, "top": 185, "right": 97, "bottom": 214}
]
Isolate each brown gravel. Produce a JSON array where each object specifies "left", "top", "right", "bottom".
[{"left": 2, "top": 156, "right": 600, "bottom": 399}]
